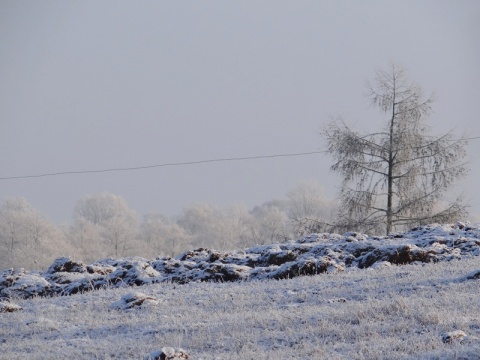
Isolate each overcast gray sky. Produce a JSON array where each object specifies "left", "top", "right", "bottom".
[{"left": 1, "top": 0, "right": 479, "bottom": 223}]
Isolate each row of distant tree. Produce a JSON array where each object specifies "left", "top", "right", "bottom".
[{"left": 0, "top": 181, "right": 338, "bottom": 270}]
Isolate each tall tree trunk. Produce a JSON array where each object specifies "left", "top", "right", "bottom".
[{"left": 386, "top": 102, "right": 396, "bottom": 234}]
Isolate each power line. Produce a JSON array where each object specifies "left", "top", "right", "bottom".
[
  {"left": 0, "top": 151, "right": 327, "bottom": 181},
  {"left": 2, "top": 135, "right": 478, "bottom": 181}
]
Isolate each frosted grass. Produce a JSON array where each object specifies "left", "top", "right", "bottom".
[{"left": 1, "top": 256, "right": 479, "bottom": 359}]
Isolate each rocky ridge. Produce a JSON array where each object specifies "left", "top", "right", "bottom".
[{"left": 1, "top": 222, "right": 479, "bottom": 299}]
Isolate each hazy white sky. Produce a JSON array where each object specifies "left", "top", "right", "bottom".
[{"left": 1, "top": 0, "right": 479, "bottom": 223}]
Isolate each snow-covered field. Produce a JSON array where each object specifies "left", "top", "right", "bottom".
[{"left": 1, "top": 224, "right": 480, "bottom": 359}]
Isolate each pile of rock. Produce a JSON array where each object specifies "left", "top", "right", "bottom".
[{"left": 1, "top": 222, "right": 479, "bottom": 299}]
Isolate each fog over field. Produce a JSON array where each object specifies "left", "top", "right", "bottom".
[{"left": 1, "top": 1, "right": 479, "bottom": 223}]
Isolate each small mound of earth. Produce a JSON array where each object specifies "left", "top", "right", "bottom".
[
  {"left": 0, "top": 301, "right": 22, "bottom": 313},
  {"left": 144, "top": 347, "right": 189, "bottom": 360},
  {"left": 110, "top": 292, "right": 159, "bottom": 310},
  {"left": 442, "top": 330, "right": 467, "bottom": 344}
]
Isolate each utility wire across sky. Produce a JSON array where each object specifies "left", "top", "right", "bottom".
[
  {"left": 2, "top": 135, "right": 479, "bottom": 181},
  {"left": 0, "top": 151, "right": 326, "bottom": 180}
]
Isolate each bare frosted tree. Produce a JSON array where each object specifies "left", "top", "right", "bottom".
[
  {"left": 286, "top": 180, "right": 338, "bottom": 235},
  {"left": 176, "top": 203, "right": 220, "bottom": 248},
  {"left": 71, "top": 193, "right": 138, "bottom": 259},
  {"left": 176, "top": 203, "right": 252, "bottom": 250},
  {"left": 139, "top": 213, "right": 192, "bottom": 257},
  {"left": 216, "top": 204, "right": 251, "bottom": 249},
  {"left": 324, "top": 63, "right": 469, "bottom": 234},
  {"left": 249, "top": 202, "right": 290, "bottom": 245},
  {"left": 0, "top": 198, "right": 72, "bottom": 269}
]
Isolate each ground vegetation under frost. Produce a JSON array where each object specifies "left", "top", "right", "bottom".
[
  {"left": 1, "top": 223, "right": 480, "bottom": 358},
  {"left": 0, "top": 245, "right": 479, "bottom": 358}
]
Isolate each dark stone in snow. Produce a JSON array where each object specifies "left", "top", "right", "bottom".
[
  {"left": 356, "top": 244, "right": 432, "bottom": 268},
  {"left": 442, "top": 330, "right": 467, "bottom": 344},
  {"left": 259, "top": 249, "right": 297, "bottom": 266},
  {"left": 144, "top": 347, "right": 189, "bottom": 360},
  {"left": 46, "top": 257, "right": 87, "bottom": 274}
]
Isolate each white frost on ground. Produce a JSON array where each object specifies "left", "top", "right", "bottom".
[
  {"left": 0, "top": 254, "right": 479, "bottom": 358},
  {"left": 0, "top": 223, "right": 479, "bottom": 359}
]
